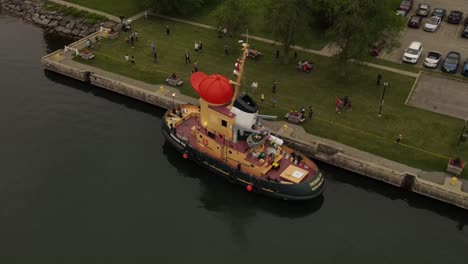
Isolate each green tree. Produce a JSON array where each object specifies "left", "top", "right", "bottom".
[
  {"left": 264, "top": 0, "right": 302, "bottom": 63},
  {"left": 317, "top": 0, "right": 404, "bottom": 67},
  {"left": 153, "top": 0, "right": 205, "bottom": 15},
  {"left": 214, "top": 0, "right": 250, "bottom": 38}
]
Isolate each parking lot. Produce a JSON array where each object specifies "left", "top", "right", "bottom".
[
  {"left": 382, "top": 0, "right": 468, "bottom": 73},
  {"left": 408, "top": 73, "right": 468, "bottom": 119}
]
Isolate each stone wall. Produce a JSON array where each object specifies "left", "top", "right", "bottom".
[{"left": 0, "top": 0, "right": 116, "bottom": 39}]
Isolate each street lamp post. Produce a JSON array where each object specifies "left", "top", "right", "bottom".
[
  {"left": 457, "top": 118, "right": 468, "bottom": 146},
  {"left": 378, "top": 82, "right": 388, "bottom": 117},
  {"left": 172, "top": 92, "right": 175, "bottom": 109}
]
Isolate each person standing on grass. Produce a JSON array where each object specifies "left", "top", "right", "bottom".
[
  {"left": 125, "top": 54, "right": 129, "bottom": 62},
  {"left": 308, "top": 106, "right": 314, "bottom": 120},
  {"left": 261, "top": 93, "right": 264, "bottom": 103},
  {"left": 275, "top": 50, "right": 280, "bottom": 60},
  {"left": 396, "top": 134, "right": 402, "bottom": 144},
  {"left": 335, "top": 98, "right": 343, "bottom": 113},
  {"left": 144, "top": 10, "right": 148, "bottom": 21},
  {"left": 150, "top": 41, "right": 155, "bottom": 54},
  {"left": 166, "top": 25, "right": 170, "bottom": 36},
  {"left": 131, "top": 55, "right": 135, "bottom": 65},
  {"left": 193, "top": 60, "right": 199, "bottom": 72},
  {"left": 294, "top": 50, "right": 298, "bottom": 60},
  {"left": 377, "top": 73, "right": 382, "bottom": 86},
  {"left": 153, "top": 51, "right": 157, "bottom": 64},
  {"left": 130, "top": 33, "right": 134, "bottom": 48},
  {"left": 185, "top": 50, "right": 191, "bottom": 63},
  {"left": 198, "top": 41, "right": 203, "bottom": 52},
  {"left": 251, "top": 81, "right": 258, "bottom": 94},
  {"left": 272, "top": 81, "right": 277, "bottom": 94},
  {"left": 194, "top": 41, "right": 199, "bottom": 53},
  {"left": 224, "top": 45, "right": 229, "bottom": 56},
  {"left": 134, "top": 31, "right": 139, "bottom": 41}
]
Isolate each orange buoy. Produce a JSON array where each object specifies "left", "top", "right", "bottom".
[
  {"left": 183, "top": 153, "right": 188, "bottom": 159},
  {"left": 246, "top": 185, "right": 253, "bottom": 192}
]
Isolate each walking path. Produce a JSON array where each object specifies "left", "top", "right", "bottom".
[
  {"left": 48, "top": 0, "right": 120, "bottom": 22},
  {"left": 49, "top": 1, "right": 420, "bottom": 78},
  {"left": 152, "top": 14, "right": 420, "bottom": 78},
  {"left": 41, "top": 2, "right": 468, "bottom": 207}
]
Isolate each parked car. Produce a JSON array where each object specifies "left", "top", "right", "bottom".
[
  {"left": 448, "top": 11, "right": 464, "bottom": 24},
  {"left": 399, "top": 0, "right": 413, "bottom": 12},
  {"left": 441, "top": 52, "right": 461, "bottom": 73},
  {"left": 462, "top": 25, "right": 468, "bottom": 38},
  {"left": 424, "top": 16, "right": 441, "bottom": 32},
  {"left": 464, "top": 17, "right": 468, "bottom": 26},
  {"left": 416, "top": 4, "right": 431, "bottom": 17},
  {"left": 431, "top": 8, "right": 446, "bottom": 20},
  {"left": 402, "top": 41, "right": 423, "bottom": 64},
  {"left": 408, "top": 15, "right": 422, "bottom": 28},
  {"left": 423, "top": 51, "right": 442, "bottom": 68},
  {"left": 396, "top": 9, "right": 407, "bottom": 16},
  {"left": 462, "top": 60, "right": 468, "bottom": 77}
]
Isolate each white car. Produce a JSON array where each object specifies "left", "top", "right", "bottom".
[
  {"left": 424, "top": 16, "right": 441, "bottom": 32},
  {"left": 402, "top": 41, "right": 423, "bottom": 64},
  {"left": 423, "top": 51, "right": 442, "bottom": 68}
]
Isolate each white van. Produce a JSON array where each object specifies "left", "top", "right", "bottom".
[{"left": 402, "top": 41, "right": 423, "bottom": 63}]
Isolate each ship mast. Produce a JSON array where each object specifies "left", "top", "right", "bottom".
[{"left": 230, "top": 42, "right": 249, "bottom": 105}]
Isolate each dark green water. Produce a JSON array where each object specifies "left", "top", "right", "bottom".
[{"left": 0, "top": 14, "right": 467, "bottom": 263}]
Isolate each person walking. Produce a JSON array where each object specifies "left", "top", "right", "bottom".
[
  {"left": 166, "top": 25, "right": 170, "bottom": 36},
  {"left": 308, "top": 106, "right": 314, "bottom": 120},
  {"left": 130, "top": 55, "right": 135, "bottom": 65},
  {"left": 272, "top": 81, "right": 277, "bottom": 94},
  {"left": 377, "top": 73, "right": 382, "bottom": 86},
  {"left": 224, "top": 45, "right": 229, "bottom": 56},
  {"left": 185, "top": 50, "right": 191, "bottom": 63},
  {"left": 251, "top": 81, "right": 258, "bottom": 94},
  {"left": 150, "top": 41, "right": 155, "bottom": 54}
]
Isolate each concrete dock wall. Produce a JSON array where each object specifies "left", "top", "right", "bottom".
[{"left": 40, "top": 30, "right": 468, "bottom": 211}]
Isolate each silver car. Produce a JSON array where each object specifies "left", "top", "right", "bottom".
[
  {"left": 424, "top": 51, "right": 442, "bottom": 68},
  {"left": 424, "top": 16, "right": 441, "bottom": 32}
]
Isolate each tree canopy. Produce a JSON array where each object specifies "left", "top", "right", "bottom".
[
  {"left": 316, "top": 0, "right": 404, "bottom": 63},
  {"left": 152, "top": 0, "right": 205, "bottom": 15},
  {"left": 214, "top": 0, "right": 250, "bottom": 37}
]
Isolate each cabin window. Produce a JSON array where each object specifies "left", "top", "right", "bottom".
[
  {"left": 221, "top": 120, "right": 227, "bottom": 127},
  {"left": 228, "top": 150, "right": 232, "bottom": 154}
]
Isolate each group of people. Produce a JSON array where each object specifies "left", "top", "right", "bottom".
[
  {"left": 335, "top": 96, "right": 352, "bottom": 113},
  {"left": 297, "top": 60, "right": 314, "bottom": 73}
]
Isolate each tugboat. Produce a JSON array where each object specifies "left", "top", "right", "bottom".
[{"left": 162, "top": 43, "right": 325, "bottom": 200}]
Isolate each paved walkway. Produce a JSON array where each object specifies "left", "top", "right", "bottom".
[
  {"left": 48, "top": 0, "right": 120, "bottom": 22},
  {"left": 152, "top": 14, "right": 419, "bottom": 78},
  {"left": 48, "top": 1, "right": 420, "bottom": 78}
]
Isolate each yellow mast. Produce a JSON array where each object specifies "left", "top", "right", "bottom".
[{"left": 230, "top": 43, "right": 249, "bottom": 105}]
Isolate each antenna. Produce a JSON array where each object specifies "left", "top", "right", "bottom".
[{"left": 230, "top": 42, "right": 249, "bottom": 104}]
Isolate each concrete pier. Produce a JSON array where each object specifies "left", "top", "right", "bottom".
[{"left": 41, "top": 28, "right": 468, "bottom": 210}]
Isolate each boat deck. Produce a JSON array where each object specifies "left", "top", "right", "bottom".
[{"left": 166, "top": 105, "right": 318, "bottom": 184}]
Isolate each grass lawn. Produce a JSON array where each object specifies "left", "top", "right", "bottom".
[
  {"left": 169, "top": 0, "right": 331, "bottom": 51},
  {"left": 64, "top": 0, "right": 146, "bottom": 17},
  {"left": 76, "top": 16, "right": 468, "bottom": 177}
]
